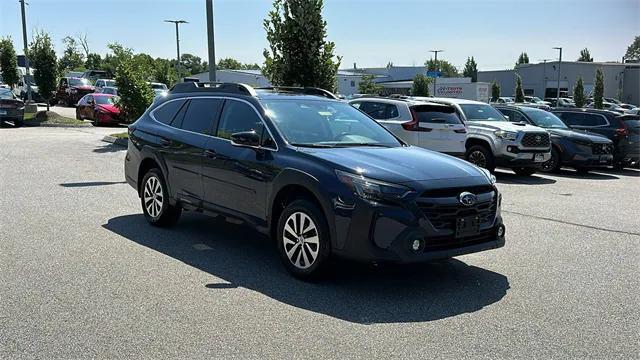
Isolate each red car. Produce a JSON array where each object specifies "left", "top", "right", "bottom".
[{"left": 75, "top": 93, "right": 121, "bottom": 126}]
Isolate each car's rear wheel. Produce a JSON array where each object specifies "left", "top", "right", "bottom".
[
  {"left": 466, "top": 145, "right": 495, "bottom": 172},
  {"left": 75, "top": 108, "right": 82, "bottom": 120},
  {"left": 140, "top": 168, "right": 181, "bottom": 227},
  {"left": 277, "top": 199, "right": 330, "bottom": 281},
  {"left": 541, "top": 148, "right": 560, "bottom": 173},
  {"left": 513, "top": 167, "right": 537, "bottom": 176}
]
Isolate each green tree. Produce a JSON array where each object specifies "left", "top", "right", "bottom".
[
  {"left": 263, "top": 0, "right": 341, "bottom": 92},
  {"left": 514, "top": 74, "right": 525, "bottom": 103},
  {"left": 180, "top": 53, "right": 206, "bottom": 76},
  {"left": 624, "top": 36, "right": 640, "bottom": 61},
  {"left": 58, "top": 36, "right": 85, "bottom": 74},
  {"left": 577, "top": 48, "right": 593, "bottom": 62},
  {"left": 106, "top": 43, "right": 154, "bottom": 121},
  {"left": 30, "top": 31, "right": 58, "bottom": 109},
  {"left": 153, "top": 58, "right": 177, "bottom": 86},
  {"left": 217, "top": 57, "right": 244, "bottom": 70},
  {"left": 462, "top": 56, "right": 478, "bottom": 82},
  {"left": 593, "top": 68, "right": 604, "bottom": 109},
  {"left": 85, "top": 53, "right": 102, "bottom": 70},
  {"left": 357, "top": 74, "right": 382, "bottom": 95},
  {"left": 425, "top": 58, "right": 459, "bottom": 77},
  {"left": 573, "top": 76, "right": 586, "bottom": 107},
  {"left": 0, "top": 37, "right": 20, "bottom": 88},
  {"left": 491, "top": 81, "right": 500, "bottom": 102},
  {"left": 411, "top": 73, "right": 430, "bottom": 96},
  {"left": 515, "top": 52, "right": 529, "bottom": 67}
]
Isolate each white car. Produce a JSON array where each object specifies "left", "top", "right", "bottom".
[
  {"left": 349, "top": 97, "right": 467, "bottom": 156},
  {"left": 94, "top": 79, "right": 116, "bottom": 92}
]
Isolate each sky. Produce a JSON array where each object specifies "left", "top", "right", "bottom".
[{"left": 1, "top": 0, "right": 638, "bottom": 71}]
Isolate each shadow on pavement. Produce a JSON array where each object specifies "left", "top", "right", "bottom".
[
  {"left": 60, "top": 181, "right": 127, "bottom": 188},
  {"left": 93, "top": 143, "right": 126, "bottom": 153},
  {"left": 495, "top": 171, "right": 556, "bottom": 185},
  {"left": 103, "top": 213, "right": 509, "bottom": 324},
  {"left": 543, "top": 168, "right": 620, "bottom": 180}
]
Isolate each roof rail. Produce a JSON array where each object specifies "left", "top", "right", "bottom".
[
  {"left": 256, "top": 86, "right": 339, "bottom": 100},
  {"left": 170, "top": 82, "right": 257, "bottom": 96}
]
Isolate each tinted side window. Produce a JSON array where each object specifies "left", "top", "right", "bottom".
[
  {"left": 413, "top": 105, "right": 462, "bottom": 124},
  {"left": 556, "top": 112, "right": 582, "bottom": 126},
  {"left": 583, "top": 114, "right": 608, "bottom": 127},
  {"left": 179, "top": 98, "right": 223, "bottom": 134},
  {"left": 217, "top": 100, "right": 264, "bottom": 139},
  {"left": 153, "top": 99, "right": 186, "bottom": 125},
  {"left": 358, "top": 102, "right": 390, "bottom": 120}
]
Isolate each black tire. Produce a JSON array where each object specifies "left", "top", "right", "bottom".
[
  {"left": 140, "top": 168, "right": 181, "bottom": 227},
  {"left": 75, "top": 109, "right": 82, "bottom": 120},
  {"left": 513, "top": 167, "right": 537, "bottom": 176},
  {"left": 466, "top": 145, "right": 495, "bottom": 172},
  {"left": 14, "top": 119, "right": 24, "bottom": 128},
  {"left": 540, "top": 148, "right": 561, "bottom": 173},
  {"left": 276, "top": 199, "right": 331, "bottom": 281}
]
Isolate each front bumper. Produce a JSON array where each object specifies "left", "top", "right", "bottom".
[
  {"left": 0, "top": 109, "right": 25, "bottom": 122},
  {"left": 493, "top": 137, "right": 551, "bottom": 168},
  {"left": 332, "top": 188, "right": 505, "bottom": 264}
]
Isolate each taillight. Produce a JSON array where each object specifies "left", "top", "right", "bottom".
[
  {"left": 616, "top": 120, "right": 629, "bottom": 137},
  {"left": 402, "top": 108, "right": 432, "bottom": 132}
]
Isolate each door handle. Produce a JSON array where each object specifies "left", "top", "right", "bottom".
[
  {"left": 204, "top": 149, "right": 217, "bottom": 159},
  {"left": 159, "top": 138, "right": 171, "bottom": 147}
]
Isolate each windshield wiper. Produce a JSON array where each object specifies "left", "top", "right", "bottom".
[
  {"left": 290, "top": 142, "right": 336, "bottom": 148},
  {"left": 334, "top": 143, "right": 392, "bottom": 148}
]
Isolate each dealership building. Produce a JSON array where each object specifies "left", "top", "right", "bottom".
[{"left": 478, "top": 61, "right": 640, "bottom": 105}]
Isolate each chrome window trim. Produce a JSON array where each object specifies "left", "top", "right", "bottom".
[{"left": 149, "top": 96, "right": 280, "bottom": 152}]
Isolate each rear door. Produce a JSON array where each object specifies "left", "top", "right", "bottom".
[{"left": 411, "top": 104, "right": 466, "bottom": 154}]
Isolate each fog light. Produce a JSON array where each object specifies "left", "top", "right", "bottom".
[
  {"left": 411, "top": 239, "right": 422, "bottom": 252},
  {"left": 497, "top": 225, "right": 505, "bottom": 238}
]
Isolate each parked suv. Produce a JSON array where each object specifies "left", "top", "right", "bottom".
[
  {"left": 124, "top": 83, "right": 505, "bottom": 280},
  {"left": 495, "top": 105, "right": 613, "bottom": 173},
  {"left": 552, "top": 108, "right": 640, "bottom": 169},
  {"left": 424, "top": 98, "right": 551, "bottom": 176},
  {"left": 54, "top": 77, "right": 95, "bottom": 106},
  {"left": 348, "top": 97, "right": 466, "bottom": 156}
]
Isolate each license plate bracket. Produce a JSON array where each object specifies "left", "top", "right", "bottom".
[
  {"left": 534, "top": 153, "right": 545, "bottom": 162},
  {"left": 455, "top": 215, "right": 481, "bottom": 239},
  {"left": 0, "top": 110, "right": 6, "bottom": 115},
  {"left": 599, "top": 155, "right": 610, "bottom": 163}
]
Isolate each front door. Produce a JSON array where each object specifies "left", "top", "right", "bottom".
[{"left": 201, "top": 99, "right": 276, "bottom": 220}]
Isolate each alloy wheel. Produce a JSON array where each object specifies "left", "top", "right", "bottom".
[
  {"left": 469, "top": 150, "right": 487, "bottom": 168},
  {"left": 143, "top": 176, "right": 163, "bottom": 218},
  {"left": 282, "top": 212, "right": 320, "bottom": 269}
]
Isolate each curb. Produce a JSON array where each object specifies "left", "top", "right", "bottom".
[
  {"left": 34, "top": 122, "right": 92, "bottom": 128},
  {"left": 102, "top": 135, "right": 128, "bottom": 147}
]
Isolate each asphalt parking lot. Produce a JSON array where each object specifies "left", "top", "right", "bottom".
[{"left": 1, "top": 126, "right": 638, "bottom": 359}]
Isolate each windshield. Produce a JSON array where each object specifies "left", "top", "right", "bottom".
[
  {"left": 0, "top": 89, "right": 15, "bottom": 99},
  {"left": 262, "top": 99, "right": 402, "bottom": 147},
  {"left": 104, "top": 80, "right": 116, "bottom": 87},
  {"left": 69, "top": 78, "right": 91, "bottom": 87},
  {"left": 151, "top": 83, "right": 167, "bottom": 90},
  {"left": 95, "top": 96, "right": 117, "bottom": 105},
  {"left": 522, "top": 108, "right": 568, "bottom": 129},
  {"left": 459, "top": 104, "right": 507, "bottom": 122}
]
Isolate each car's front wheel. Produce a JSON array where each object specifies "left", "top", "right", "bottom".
[
  {"left": 540, "top": 148, "right": 560, "bottom": 173},
  {"left": 277, "top": 199, "right": 330, "bottom": 281},
  {"left": 466, "top": 145, "right": 496, "bottom": 172},
  {"left": 140, "top": 168, "right": 181, "bottom": 227}
]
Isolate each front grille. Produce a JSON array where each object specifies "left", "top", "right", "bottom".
[
  {"left": 417, "top": 187, "right": 497, "bottom": 233},
  {"left": 591, "top": 143, "right": 613, "bottom": 155},
  {"left": 423, "top": 230, "right": 495, "bottom": 252},
  {"left": 521, "top": 132, "right": 550, "bottom": 147}
]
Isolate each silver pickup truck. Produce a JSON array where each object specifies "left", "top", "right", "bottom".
[{"left": 423, "top": 97, "right": 552, "bottom": 176}]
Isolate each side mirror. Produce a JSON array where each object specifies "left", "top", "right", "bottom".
[{"left": 230, "top": 131, "right": 260, "bottom": 148}]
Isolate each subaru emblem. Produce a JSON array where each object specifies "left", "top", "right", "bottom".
[{"left": 459, "top": 192, "right": 477, "bottom": 206}]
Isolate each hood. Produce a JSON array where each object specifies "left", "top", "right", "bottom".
[
  {"left": 73, "top": 85, "right": 95, "bottom": 91},
  {"left": 547, "top": 128, "right": 611, "bottom": 143},
  {"left": 300, "top": 146, "right": 489, "bottom": 184},
  {"left": 96, "top": 104, "right": 119, "bottom": 114},
  {"left": 469, "top": 120, "right": 544, "bottom": 132}
]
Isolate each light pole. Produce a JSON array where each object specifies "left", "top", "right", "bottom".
[
  {"left": 19, "top": 0, "right": 32, "bottom": 103},
  {"left": 553, "top": 47, "right": 562, "bottom": 104},
  {"left": 206, "top": 0, "right": 216, "bottom": 82},
  {"left": 165, "top": 19, "right": 188, "bottom": 81},
  {"left": 429, "top": 49, "right": 443, "bottom": 96},
  {"left": 538, "top": 58, "right": 552, "bottom": 98}
]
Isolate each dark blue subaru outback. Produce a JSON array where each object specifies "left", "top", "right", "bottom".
[{"left": 124, "top": 83, "right": 505, "bottom": 280}]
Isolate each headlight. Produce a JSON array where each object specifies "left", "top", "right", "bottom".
[
  {"left": 70, "top": 89, "right": 78, "bottom": 94},
  {"left": 336, "top": 170, "right": 413, "bottom": 202},
  {"left": 480, "top": 168, "right": 497, "bottom": 184},
  {"left": 571, "top": 139, "right": 591, "bottom": 146},
  {"left": 494, "top": 130, "right": 518, "bottom": 140}
]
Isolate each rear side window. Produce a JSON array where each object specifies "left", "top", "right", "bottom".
[
  {"left": 357, "top": 102, "right": 398, "bottom": 120},
  {"left": 583, "top": 114, "right": 608, "bottom": 127},
  {"left": 412, "top": 105, "right": 462, "bottom": 124},
  {"left": 216, "top": 100, "right": 264, "bottom": 140},
  {"left": 179, "top": 98, "right": 224, "bottom": 134},
  {"left": 555, "top": 112, "right": 581, "bottom": 126},
  {"left": 153, "top": 99, "right": 186, "bottom": 125}
]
